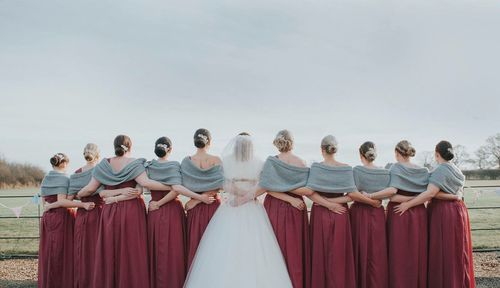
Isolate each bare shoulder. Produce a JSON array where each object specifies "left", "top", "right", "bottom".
[
  {"left": 210, "top": 155, "right": 222, "bottom": 166},
  {"left": 291, "top": 155, "right": 307, "bottom": 168}
]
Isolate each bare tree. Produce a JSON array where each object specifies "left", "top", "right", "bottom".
[
  {"left": 473, "top": 146, "right": 494, "bottom": 169},
  {"left": 485, "top": 133, "right": 500, "bottom": 169},
  {"left": 451, "top": 144, "right": 471, "bottom": 169},
  {"left": 418, "top": 151, "right": 435, "bottom": 169}
]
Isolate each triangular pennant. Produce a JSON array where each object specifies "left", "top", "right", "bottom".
[{"left": 10, "top": 206, "right": 23, "bottom": 218}]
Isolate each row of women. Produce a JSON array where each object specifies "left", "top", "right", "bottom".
[{"left": 38, "top": 128, "right": 475, "bottom": 288}]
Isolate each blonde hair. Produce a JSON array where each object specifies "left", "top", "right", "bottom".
[
  {"left": 395, "top": 140, "right": 416, "bottom": 158},
  {"left": 321, "top": 135, "right": 338, "bottom": 154},
  {"left": 83, "top": 143, "right": 100, "bottom": 163},
  {"left": 273, "top": 130, "right": 294, "bottom": 153}
]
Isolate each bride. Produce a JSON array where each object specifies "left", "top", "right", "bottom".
[{"left": 184, "top": 133, "right": 293, "bottom": 288}]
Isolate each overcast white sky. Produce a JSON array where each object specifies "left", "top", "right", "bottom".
[{"left": 1, "top": 0, "right": 499, "bottom": 171}]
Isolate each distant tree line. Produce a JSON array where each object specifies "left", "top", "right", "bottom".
[
  {"left": 417, "top": 133, "right": 500, "bottom": 179},
  {"left": 0, "top": 156, "right": 45, "bottom": 188}
]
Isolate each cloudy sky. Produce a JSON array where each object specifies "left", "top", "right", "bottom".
[{"left": 1, "top": 0, "right": 499, "bottom": 171}]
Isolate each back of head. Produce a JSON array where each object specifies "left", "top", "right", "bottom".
[
  {"left": 234, "top": 134, "right": 254, "bottom": 162},
  {"left": 194, "top": 128, "right": 211, "bottom": 148},
  {"left": 395, "top": 140, "right": 416, "bottom": 158},
  {"left": 114, "top": 135, "right": 132, "bottom": 157},
  {"left": 321, "top": 135, "right": 338, "bottom": 155},
  {"left": 273, "top": 130, "right": 293, "bottom": 153},
  {"left": 50, "top": 153, "right": 69, "bottom": 168},
  {"left": 83, "top": 143, "right": 100, "bottom": 162},
  {"left": 359, "top": 141, "right": 377, "bottom": 162},
  {"left": 154, "top": 136, "right": 173, "bottom": 158},
  {"left": 435, "top": 140, "right": 455, "bottom": 161}
]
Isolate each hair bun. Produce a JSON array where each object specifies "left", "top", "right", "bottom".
[
  {"left": 396, "top": 140, "right": 416, "bottom": 158},
  {"left": 273, "top": 130, "right": 294, "bottom": 153},
  {"left": 321, "top": 135, "right": 338, "bottom": 155}
]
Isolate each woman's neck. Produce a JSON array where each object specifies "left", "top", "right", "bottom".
[
  {"left": 158, "top": 156, "right": 169, "bottom": 161},
  {"left": 322, "top": 154, "right": 338, "bottom": 165}
]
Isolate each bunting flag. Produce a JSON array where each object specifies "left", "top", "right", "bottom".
[{"left": 0, "top": 195, "right": 38, "bottom": 218}]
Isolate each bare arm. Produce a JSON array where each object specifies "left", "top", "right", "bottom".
[
  {"left": 45, "top": 194, "right": 95, "bottom": 211},
  {"left": 349, "top": 191, "right": 382, "bottom": 207},
  {"left": 103, "top": 186, "right": 143, "bottom": 204},
  {"left": 290, "top": 187, "right": 314, "bottom": 196},
  {"left": 307, "top": 192, "right": 348, "bottom": 214},
  {"left": 325, "top": 194, "right": 352, "bottom": 204},
  {"left": 389, "top": 194, "right": 415, "bottom": 203},
  {"left": 149, "top": 190, "right": 179, "bottom": 211},
  {"left": 367, "top": 187, "right": 398, "bottom": 200},
  {"left": 77, "top": 177, "right": 101, "bottom": 198},
  {"left": 135, "top": 172, "right": 172, "bottom": 191},
  {"left": 394, "top": 184, "right": 441, "bottom": 214},
  {"left": 172, "top": 185, "right": 214, "bottom": 204},
  {"left": 435, "top": 191, "right": 461, "bottom": 201},
  {"left": 267, "top": 191, "right": 306, "bottom": 210}
]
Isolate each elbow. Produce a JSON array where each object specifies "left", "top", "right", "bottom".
[{"left": 388, "top": 188, "right": 398, "bottom": 196}]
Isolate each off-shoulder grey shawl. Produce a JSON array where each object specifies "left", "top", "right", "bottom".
[
  {"left": 429, "top": 163, "right": 465, "bottom": 195},
  {"left": 69, "top": 168, "right": 103, "bottom": 195},
  {"left": 40, "top": 170, "right": 70, "bottom": 196},
  {"left": 259, "top": 156, "right": 310, "bottom": 192},
  {"left": 306, "top": 163, "right": 357, "bottom": 194},
  {"left": 180, "top": 157, "right": 224, "bottom": 193},
  {"left": 92, "top": 158, "right": 146, "bottom": 186},
  {"left": 389, "top": 163, "right": 429, "bottom": 193},
  {"left": 353, "top": 166, "right": 391, "bottom": 194},
  {"left": 145, "top": 160, "right": 182, "bottom": 185}
]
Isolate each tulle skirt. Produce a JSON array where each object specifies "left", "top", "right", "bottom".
[
  {"left": 186, "top": 197, "right": 220, "bottom": 268},
  {"left": 38, "top": 195, "right": 75, "bottom": 288},
  {"left": 92, "top": 197, "right": 149, "bottom": 288},
  {"left": 310, "top": 203, "right": 356, "bottom": 288},
  {"left": 148, "top": 192, "right": 187, "bottom": 288},
  {"left": 387, "top": 200, "right": 427, "bottom": 288},
  {"left": 349, "top": 202, "right": 388, "bottom": 288},
  {"left": 427, "top": 199, "right": 475, "bottom": 288},
  {"left": 184, "top": 200, "right": 292, "bottom": 288},
  {"left": 74, "top": 194, "right": 103, "bottom": 288},
  {"left": 264, "top": 193, "right": 310, "bottom": 288}
]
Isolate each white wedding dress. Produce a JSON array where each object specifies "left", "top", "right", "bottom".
[{"left": 184, "top": 135, "right": 292, "bottom": 288}]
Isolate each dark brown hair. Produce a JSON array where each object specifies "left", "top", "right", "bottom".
[
  {"left": 359, "top": 141, "right": 377, "bottom": 162},
  {"left": 50, "top": 153, "right": 69, "bottom": 167},
  {"left": 435, "top": 140, "right": 454, "bottom": 161},
  {"left": 154, "top": 136, "right": 172, "bottom": 158},
  {"left": 194, "top": 128, "right": 211, "bottom": 148},
  {"left": 114, "top": 135, "right": 132, "bottom": 157}
]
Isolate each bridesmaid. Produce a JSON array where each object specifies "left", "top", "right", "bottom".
[
  {"left": 350, "top": 141, "right": 389, "bottom": 288},
  {"left": 76, "top": 135, "right": 182, "bottom": 288},
  {"left": 258, "top": 130, "right": 311, "bottom": 288},
  {"left": 182, "top": 128, "right": 224, "bottom": 268},
  {"left": 394, "top": 141, "right": 475, "bottom": 288},
  {"left": 38, "top": 153, "right": 94, "bottom": 288},
  {"left": 297, "top": 135, "right": 358, "bottom": 288},
  {"left": 366, "top": 140, "right": 429, "bottom": 288},
  {"left": 146, "top": 136, "right": 214, "bottom": 288}
]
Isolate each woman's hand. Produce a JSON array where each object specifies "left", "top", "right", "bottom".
[
  {"left": 121, "top": 187, "right": 140, "bottom": 197},
  {"left": 149, "top": 201, "right": 160, "bottom": 212},
  {"left": 83, "top": 202, "right": 95, "bottom": 211},
  {"left": 185, "top": 199, "right": 202, "bottom": 211},
  {"left": 199, "top": 194, "right": 216, "bottom": 205},
  {"left": 43, "top": 203, "right": 53, "bottom": 212},
  {"left": 327, "top": 202, "right": 347, "bottom": 214},
  {"left": 104, "top": 197, "right": 117, "bottom": 205},
  {"left": 289, "top": 198, "right": 306, "bottom": 210},
  {"left": 394, "top": 202, "right": 410, "bottom": 215},
  {"left": 371, "top": 199, "right": 382, "bottom": 208}
]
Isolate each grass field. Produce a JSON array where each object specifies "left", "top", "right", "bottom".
[{"left": 0, "top": 181, "right": 499, "bottom": 255}]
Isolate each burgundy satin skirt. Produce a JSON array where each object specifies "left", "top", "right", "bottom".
[
  {"left": 427, "top": 199, "right": 475, "bottom": 288},
  {"left": 74, "top": 194, "right": 103, "bottom": 288},
  {"left": 92, "top": 189, "right": 149, "bottom": 288},
  {"left": 148, "top": 191, "right": 187, "bottom": 288},
  {"left": 350, "top": 202, "right": 388, "bottom": 288},
  {"left": 186, "top": 196, "right": 221, "bottom": 269},
  {"left": 38, "top": 195, "right": 75, "bottom": 288},
  {"left": 264, "top": 193, "right": 311, "bottom": 288},
  {"left": 310, "top": 194, "right": 355, "bottom": 288},
  {"left": 387, "top": 191, "right": 427, "bottom": 288}
]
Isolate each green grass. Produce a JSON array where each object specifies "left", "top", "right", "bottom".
[{"left": 1, "top": 182, "right": 500, "bottom": 254}]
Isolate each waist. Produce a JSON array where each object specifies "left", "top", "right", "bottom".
[
  {"left": 150, "top": 190, "right": 173, "bottom": 201},
  {"left": 43, "top": 195, "right": 58, "bottom": 203},
  {"left": 104, "top": 180, "right": 137, "bottom": 190},
  {"left": 317, "top": 192, "right": 345, "bottom": 198},
  {"left": 396, "top": 190, "right": 421, "bottom": 196},
  {"left": 80, "top": 194, "right": 103, "bottom": 204}
]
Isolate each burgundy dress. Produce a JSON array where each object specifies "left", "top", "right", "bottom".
[
  {"left": 427, "top": 199, "right": 475, "bottom": 288},
  {"left": 73, "top": 168, "right": 103, "bottom": 288},
  {"left": 350, "top": 201, "right": 388, "bottom": 288},
  {"left": 310, "top": 193, "right": 356, "bottom": 288},
  {"left": 186, "top": 196, "right": 221, "bottom": 268},
  {"left": 148, "top": 191, "right": 187, "bottom": 288},
  {"left": 264, "top": 193, "right": 310, "bottom": 288},
  {"left": 92, "top": 179, "right": 149, "bottom": 288},
  {"left": 38, "top": 195, "right": 75, "bottom": 288},
  {"left": 387, "top": 190, "right": 427, "bottom": 288}
]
